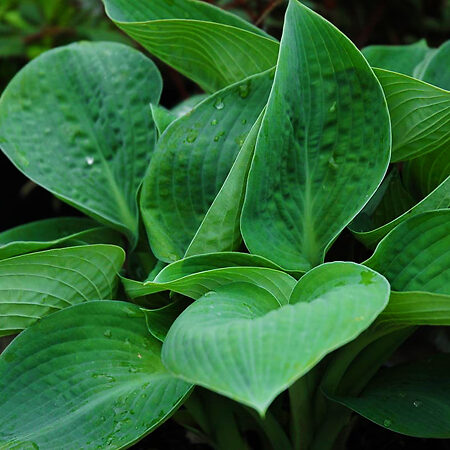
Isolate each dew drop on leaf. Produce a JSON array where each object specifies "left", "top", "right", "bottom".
[
  {"left": 329, "top": 101, "right": 337, "bottom": 113},
  {"left": 85, "top": 156, "right": 95, "bottom": 166},
  {"left": 104, "top": 329, "right": 112, "bottom": 338},
  {"left": 383, "top": 419, "right": 392, "bottom": 428},
  {"left": 186, "top": 131, "right": 197, "bottom": 143},
  {"left": 214, "top": 98, "right": 224, "bottom": 110},
  {"left": 413, "top": 400, "right": 423, "bottom": 407},
  {"left": 211, "top": 119, "right": 218, "bottom": 126}
]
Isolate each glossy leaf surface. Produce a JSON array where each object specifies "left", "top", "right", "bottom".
[
  {"left": 0, "top": 42, "right": 162, "bottom": 240},
  {"left": 0, "top": 245, "right": 124, "bottom": 336},
  {"left": 0, "top": 301, "right": 192, "bottom": 448},
  {"left": 241, "top": 0, "right": 390, "bottom": 272},
  {"left": 163, "top": 262, "right": 390, "bottom": 414}
]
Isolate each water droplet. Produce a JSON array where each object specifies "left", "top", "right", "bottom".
[
  {"left": 214, "top": 98, "right": 224, "bottom": 110},
  {"left": 128, "top": 367, "right": 138, "bottom": 373},
  {"left": 329, "top": 101, "right": 337, "bottom": 113},
  {"left": 214, "top": 131, "right": 225, "bottom": 142},
  {"left": 186, "top": 131, "right": 197, "bottom": 143},
  {"left": 85, "top": 156, "right": 95, "bottom": 166},
  {"left": 238, "top": 81, "right": 251, "bottom": 99},
  {"left": 124, "top": 338, "right": 131, "bottom": 346},
  {"left": 211, "top": 119, "right": 218, "bottom": 126},
  {"left": 44, "top": 127, "right": 51, "bottom": 135},
  {"left": 104, "top": 329, "right": 112, "bottom": 338},
  {"left": 137, "top": 353, "right": 142, "bottom": 359},
  {"left": 360, "top": 271, "right": 375, "bottom": 286},
  {"left": 241, "top": 119, "right": 247, "bottom": 125},
  {"left": 413, "top": 400, "right": 422, "bottom": 408},
  {"left": 383, "top": 419, "right": 392, "bottom": 428}
]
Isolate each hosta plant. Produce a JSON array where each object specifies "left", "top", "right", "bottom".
[{"left": 0, "top": 0, "right": 449, "bottom": 449}]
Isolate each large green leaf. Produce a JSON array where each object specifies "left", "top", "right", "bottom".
[
  {"left": 0, "top": 244, "right": 125, "bottom": 336},
  {"left": 403, "top": 146, "right": 450, "bottom": 198},
  {"left": 374, "top": 68, "right": 450, "bottom": 162},
  {"left": 122, "top": 252, "right": 296, "bottom": 305},
  {"left": 364, "top": 210, "right": 450, "bottom": 293},
  {"left": 241, "top": 0, "right": 390, "bottom": 272},
  {"left": 332, "top": 355, "right": 450, "bottom": 438},
  {"left": 350, "top": 170, "right": 449, "bottom": 248},
  {"left": 421, "top": 40, "right": 450, "bottom": 90},
  {"left": 0, "top": 301, "right": 192, "bottom": 449},
  {"left": 103, "top": 0, "right": 279, "bottom": 92},
  {"left": 0, "top": 217, "right": 124, "bottom": 259},
  {"left": 162, "top": 262, "right": 390, "bottom": 414},
  {"left": 0, "top": 42, "right": 162, "bottom": 241},
  {"left": 362, "top": 40, "right": 433, "bottom": 76},
  {"left": 141, "top": 69, "right": 274, "bottom": 262}
]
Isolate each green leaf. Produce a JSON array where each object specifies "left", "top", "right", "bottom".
[
  {"left": 0, "top": 217, "right": 124, "bottom": 259},
  {"left": 421, "top": 40, "right": 450, "bottom": 90},
  {"left": 350, "top": 170, "right": 449, "bottom": 248},
  {"left": 162, "top": 262, "right": 389, "bottom": 414},
  {"left": 0, "top": 244, "right": 125, "bottom": 336},
  {"left": 364, "top": 210, "right": 450, "bottom": 294},
  {"left": 172, "top": 94, "right": 208, "bottom": 117},
  {"left": 122, "top": 252, "right": 296, "bottom": 305},
  {"left": 374, "top": 68, "right": 450, "bottom": 162},
  {"left": 141, "top": 69, "right": 274, "bottom": 262},
  {"left": 150, "top": 103, "right": 177, "bottom": 136},
  {"left": 331, "top": 355, "right": 450, "bottom": 438},
  {"left": 362, "top": 40, "right": 432, "bottom": 76},
  {"left": 185, "top": 111, "right": 264, "bottom": 257},
  {"left": 0, "top": 301, "right": 192, "bottom": 448},
  {"left": 241, "top": 0, "right": 390, "bottom": 272},
  {"left": 143, "top": 297, "right": 191, "bottom": 342},
  {"left": 103, "top": 0, "right": 279, "bottom": 92},
  {"left": 0, "top": 42, "right": 162, "bottom": 241},
  {"left": 403, "top": 145, "right": 450, "bottom": 199}
]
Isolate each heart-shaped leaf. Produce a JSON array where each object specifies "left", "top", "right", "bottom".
[
  {"left": 0, "top": 42, "right": 162, "bottom": 241},
  {"left": 350, "top": 170, "right": 449, "bottom": 248},
  {"left": 362, "top": 40, "right": 433, "bottom": 77},
  {"left": 141, "top": 69, "right": 274, "bottom": 262},
  {"left": 331, "top": 355, "right": 450, "bottom": 438},
  {"left": 374, "top": 68, "right": 450, "bottom": 162},
  {"left": 162, "top": 262, "right": 390, "bottom": 414},
  {"left": 241, "top": 0, "right": 390, "bottom": 272},
  {"left": 364, "top": 210, "right": 450, "bottom": 294},
  {"left": 0, "top": 301, "right": 192, "bottom": 449},
  {"left": 122, "top": 252, "right": 296, "bottom": 305},
  {"left": 0, "top": 244, "right": 124, "bottom": 336},
  {"left": 0, "top": 217, "right": 124, "bottom": 259},
  {"left": 103, "top": 0, "right": 278, "bottom": 92}
]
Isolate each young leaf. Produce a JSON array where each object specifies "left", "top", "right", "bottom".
[
  {"left": 364, "top": 210, "right": 450, "bottom": 294},
  {"left": 150, "top": 103, "right": 177, "bottom": 137},
  {"left": 241, "top": 0, "right": 390, "bottom": 272},
  {"left": 362, "top": 40, "right": 433, "bottom": 76},
  {"left": 141, "top": 69, "right": 274, "bottom": 262},
  {"left": 0, "top": 217, "right": 123, "bottom": 259},
  {"left": 0, "top": 301, "right": 192, "bottom": 448},
  {"left": 162, "top": 262, "right": 389, "bottom": 414},
  {"left": 350, "top": 170, "right": 449, "bottom": 248},
  {"left": 0, "top": 42, "right": 162, "bottom": 241},
  {"left": 103, "top": 0, "right": 278, "bottom": 92},
  {"left": 331, "top": 355, "right": 450, "bottom": 438},
  {"left": 374, "top": 68, "right": 450, "bottom": 162},
  {"left": 0, "top": 244, "right": 125, "bottom": 336},
  {"left": 122, "top": 252, "right": 296, "bottom": 305},
  {"left": 185, "top": 112, "right": 264, "bottom": 257}
]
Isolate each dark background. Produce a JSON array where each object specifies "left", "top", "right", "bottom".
[{"left": 0, "top": 1, "right": 449, "bottom": 448}]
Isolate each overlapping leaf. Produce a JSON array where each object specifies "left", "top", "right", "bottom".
[
  {"left": 0, "top": 244, "right": 125, "bottom": 336},
  {"left": 0, "top": 301, "right": 192, "bottom": 448},
  {"left": 0, "top": 42, "right": 162, "bottom": 241},
  {"left": 421, "top": 40, "right": 450, "bottom": 90},
  {"left": 350, "top": 170, "right": 449, "bottom": 247},
  {"left": 141, "top": 69, "right": 274, "bottom": 262},
  {"left": 0, "top": 217, "right": 124, "bottom": 259},
  {"left": 103, "top": 0, "right": 279, "bottom": 92},
  {"left": 241, "top": 0, "right": 390, "bottom": 272},
  {"left": 374, "top": 68, "right": 450, "bottom": 162},
  {"left": 162, "top": 262, "right": 390, "bottom": 414},
  {"left": 332, "top": 355, "right": 450, "bottom": 438},
  {"left": 122, "top": 252, "right": 295, "bottom": 305}
]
